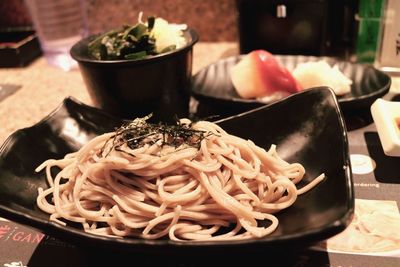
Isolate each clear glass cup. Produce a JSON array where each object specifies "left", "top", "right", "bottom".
[{"left": 24, "top": 0, "right": 88, "bottom": 71}]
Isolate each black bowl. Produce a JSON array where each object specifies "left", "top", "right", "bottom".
[
  {"left": 0, "top": 87, "right": 354, "bottom": 255},
  {"left": 70, "top": 28, "right": 199, "bottom": 123},
  {"left": 191, "top": 55, "right": 391, "bottom": 116}
]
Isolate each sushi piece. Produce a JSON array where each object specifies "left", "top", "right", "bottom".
[{"left": 230, "top": 50, "right": 302, "bottom": 99}]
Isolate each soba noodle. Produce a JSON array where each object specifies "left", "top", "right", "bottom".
[{"left": 36, "top": 117, "right": 324, "bottom": 241}]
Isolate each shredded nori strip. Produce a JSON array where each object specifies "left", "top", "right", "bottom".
[{"left": 101, "top": 114, "right": 213, "bottom": 157}]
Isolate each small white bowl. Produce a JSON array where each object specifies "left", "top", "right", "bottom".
[{"left": 371, "top": 98, "right": 400, "bottom": 156}]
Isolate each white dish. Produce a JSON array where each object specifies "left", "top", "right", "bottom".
[{"left": 371, "top": 98, "right": 400, "bottom": 156}]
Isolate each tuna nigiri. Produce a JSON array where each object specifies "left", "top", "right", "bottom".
[{"left": 230, "top": 50, "right": 302, "bottom": 99}]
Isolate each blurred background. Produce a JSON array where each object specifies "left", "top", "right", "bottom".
[
  {"left": 0, "top": 0, "right": 398, "bottom": 69},
  {"left": 0, "top": 0, "right": 238, "bottom": 42}
]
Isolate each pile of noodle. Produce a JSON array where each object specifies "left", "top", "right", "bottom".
[{"left": 36, "top": 119, "right": 324, "bottom": 241}]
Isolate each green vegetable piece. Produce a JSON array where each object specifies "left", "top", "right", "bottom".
[
  {"left": 87, "top": 15, "right": 181, "bottom": 61},
  {"left": 99, "top": 44, "right": 108, "bottom": 60},
  {"left": 125, "top": 51, "right": 148, "bottom": 60},
  {"left": 131, "top": 23, "right": 148, "bottom": 39},
  {"left": 127, "top": 34, "right": 138, "bottom": 43},
  {"left": 147, "top": 16, "right": 155, "bottom": 30},
  {"left": 88, "top": 29, "right": 119, "bottom": 56},
  {"left": 122, "top": 25, "right": 137, "bottom": 40}
]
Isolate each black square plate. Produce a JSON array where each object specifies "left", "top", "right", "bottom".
[{"left": 0, "top": 87, "right": 354, "bottom": 254}]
